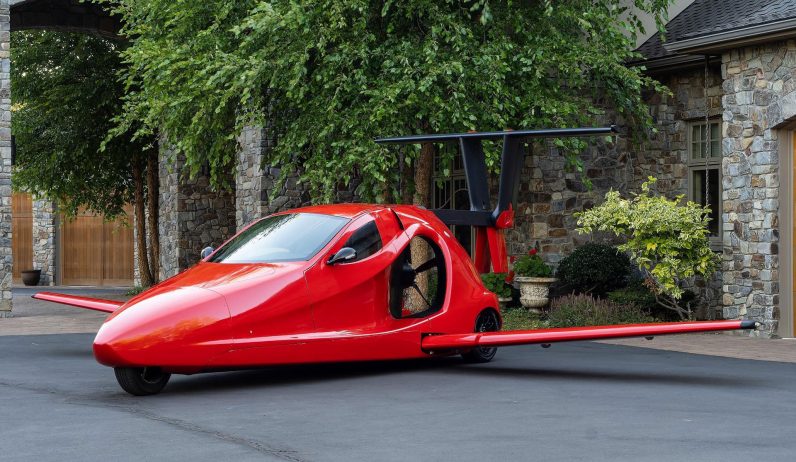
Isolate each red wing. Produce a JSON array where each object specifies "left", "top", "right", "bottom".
[
  {"left": 421, "top": 320, "right": 758, "bottom": 350},
  {"left": 33, "top": 292, "right": 124, "bottom": 314}
]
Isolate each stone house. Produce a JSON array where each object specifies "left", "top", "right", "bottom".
[{"left": 2, "top": 0, "right": 796, "bottom": 338}]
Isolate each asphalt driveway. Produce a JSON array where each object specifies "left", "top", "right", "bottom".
[{"left": 1, "top": 333, "right": 794, "bottom": 462}]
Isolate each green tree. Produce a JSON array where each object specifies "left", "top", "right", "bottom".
[
  {"left": 102, "top": 0, "right": 669, "bottom": 204},
  {"left": 11, "top": 30, "right": 161, "bottom": 286},
  {"left": 575, "top": 177, "right": 719, "bottom": 319}
]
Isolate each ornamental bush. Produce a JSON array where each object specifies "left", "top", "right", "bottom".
[
  {"left": 606, "top": 282, "right": 656, "bottom": 311},
  {"left": 556, "top": 243, "right": 631, "bottom": 296},
  {"left": 576, "top": 177, "right": 719, "bottom": 319},
  {"left": 547, "top": 294, "right": 655, "bottom": 328},
  {"left": 513, "top": 250, "right": 553, "bottom": 278},
  {"left": 480, "top": 272, "right": 512, "bottom": 299}
]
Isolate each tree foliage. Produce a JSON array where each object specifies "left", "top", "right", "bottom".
[
  {"left": 101, "top": 0, "right": 670, "bottom": 201},
  {"left": 11, "top": 30, "right": 161, "bottom": 285},
  {"left": 11, "top": 30, "right": 155, "bottom": 219},
  {"left": 575, "top": 177, "right": 719, "bottom": 319}
]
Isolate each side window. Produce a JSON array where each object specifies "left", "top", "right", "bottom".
[
  {"left": 389, "top": 237, "right": 446, "bottom": 319},
  {"left": 343, "top": 220, "right": 382, "bottom": 262}
]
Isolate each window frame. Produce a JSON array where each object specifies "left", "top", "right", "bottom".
[{"left": 686, "top": 119, "right": 722, "bottom": 250}]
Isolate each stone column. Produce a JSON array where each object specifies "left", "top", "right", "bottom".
[
  {"left": 0, "top": 0, "right": 11, "bottom": 316},
  {"left": 158, "top": 141, "right": 236, "bottom": 279},
  {"left": 720, "top": 41, "right": 796, "bottom": 335},
  {"left": 234, "top": 124, "right": 312, "bottom": 231},
  {"left": 158, "top": 144, "right": 180, "bottom": 280},
  {"left": 31, "top": 199, "right": 56, "bottom": 285},
  {"left": 235, "top": 125, "right": 270, "bottom": 230}
]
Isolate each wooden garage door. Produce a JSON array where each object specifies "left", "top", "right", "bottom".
[
  {"left": 60, "top": 206, "right": 134, "bottom": 286},
  {"left": 11, "top": 193, "right": 33, "bottom": 282}
]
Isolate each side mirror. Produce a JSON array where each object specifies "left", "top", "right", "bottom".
[
  {"left": 327, "top": 247, "right": 357, "bottom": 265},
  {"left": 201, "top": 246, "right": 215, "bottom": 260}
]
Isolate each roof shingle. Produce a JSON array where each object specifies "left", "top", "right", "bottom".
[{"left": 636, "top": 0, "right": 796, "bottom": 61}]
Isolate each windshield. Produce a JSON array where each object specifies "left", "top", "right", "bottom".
[{"left": 208, "top": 213, "right": 349, "bottom": 263}]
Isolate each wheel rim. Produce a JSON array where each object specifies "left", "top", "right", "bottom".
[
  {"left": 140, "top": 367, "right": 165, "bottom": 384},
  {"left": 474, "top": 311, "right": 499, "bottom": 356},
  {"left": 478, "top": 311, "right": 499, "bottom": 333}
]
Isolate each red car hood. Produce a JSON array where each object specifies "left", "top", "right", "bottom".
[{"left": 121, "top": 261, "right": 307, "bottom": 308}]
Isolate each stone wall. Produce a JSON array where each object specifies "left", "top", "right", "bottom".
[
  {"left": 720, "top": 40, "right": 796, "bottom": 334},
  {"left": 505, "top": 66, "right": 725, "bottom": 317},
  {"left": 0, "top": 0, "right": 11, "bottom": 316},
  {"left": 158, "top": 145, "right": 236, "bottom": 279},
  {"left": 642, "top": 66, "right": 725, "bottom": 316},
  {"left": 235, "top": 125, "right": 312, "bottom": 230},
  {"left": 508, "top": 67, "right": 722, "bottom": 255},
  {"left": 158, "top": 144, "right": 180, "bottom": 279},
  {"left": 178, "top": 168, "right": 236, "bottom": 271},
  {"left": 31, "top": 199, "right": 55, "bottom": 285}
]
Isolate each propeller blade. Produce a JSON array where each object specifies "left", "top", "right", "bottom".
[
  {"left": 410, "top": 283, "right": 432, "bottom": 308},
  {"left": 413, "top": 257, "right": 437, "bottom": 274}
]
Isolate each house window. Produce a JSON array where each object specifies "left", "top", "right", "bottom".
[
  {"left": 688, "top": 120, "right": 721, "bottom": 245},
  {"left": 433, "top": 146, "right": 474, "bottom": 255}
]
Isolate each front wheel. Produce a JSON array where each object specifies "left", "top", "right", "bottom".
[
  {"left": 114, "top": 367, "right": 171, "bottom": 396},
  {"left": 462, "top": 309, "right": 500, "bottom": 363}
]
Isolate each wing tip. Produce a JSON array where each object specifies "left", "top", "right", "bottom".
[
  {"left": 32, "top": 291, "right": 122, "bottom": 314},
  {"left": 739, "top": 319, "right": 760, "bottom": 330}
]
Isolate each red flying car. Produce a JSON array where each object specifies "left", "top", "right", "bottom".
[{"left": 35, "top": 127, "right": 757, "bottom": 395}]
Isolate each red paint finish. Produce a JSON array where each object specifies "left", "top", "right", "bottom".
[
  {"left": 421, "top": 320, "right": 753, "bottom": 350},
  {"left": 33, "top": 292, "right": 122, "bottom": 313},
  {"left": 34, "top": 203, "right": 758, "bottom": 392}
]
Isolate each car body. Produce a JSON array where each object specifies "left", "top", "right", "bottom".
[
  {"left": 93, "top": 204, "right": 495, "bottom": 372},
  {"left": 36, "top": 203, "right": 757, "bottom": 395},
  {"left": 35, "top": 127, "right": 756, "bottom": 395}
]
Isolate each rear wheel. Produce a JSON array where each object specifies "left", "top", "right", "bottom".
[
  {"left": 462, "top": 309, "right": 500, "bottom": 363},
  {"left": 114, "top": 367, "right": 171, "bottom": 396}
]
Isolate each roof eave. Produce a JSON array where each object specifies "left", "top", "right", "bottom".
[
  {"left": 663, "top": 17, "right": 796, "bottom": 54},
  {"left": 628, "top": 54, "right": 716, "bottom": 73}
]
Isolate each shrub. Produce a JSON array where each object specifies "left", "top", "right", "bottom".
[
  {"left": 576, "top": 177, "right": 719, "bottom": 319},
  {"left": 480, "top": 272, "right": 512, "bottom": 299},
  {"left": 514, "top": 249, "right": 553, "bottom": 278},
  {"left": 125, "top": 286, "right": 146, "bottom": 297},
  {"left": 607, "top": 283, "right": 656, "bottom": 310},
  {"left": 608, "top": 281, "right": 698, "bottom": 322},
  {"left": 547, "top": 294, "right": 655, "bottom": 328},
  {"left": 556, "top": 243, "right": 631, "bottom": 296}
]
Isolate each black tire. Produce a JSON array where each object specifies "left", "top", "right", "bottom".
[
  {"left": 462, "top": 309, "right": 500, "bottom": 363},
  {"left": 114, "top": 367, "right": 171, "bottom": 396}
]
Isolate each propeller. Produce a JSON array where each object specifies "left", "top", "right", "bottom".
[{"left": 389, "top": 239, "right": 443, "bottom": 318}]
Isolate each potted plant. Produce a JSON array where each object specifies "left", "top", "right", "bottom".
[
  {"left": 21, "top": 269, "right": 42, "bottom": 286},
  {"left": 480, "top": 272, "right": 513, "bottom": 309},
  {"left": 513, "top": 248, "right": 556, "bottom": 311}
]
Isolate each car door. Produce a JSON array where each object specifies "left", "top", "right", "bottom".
[
  {"left": 306, "top": 214, "right": 393, "bottom": 334},
  {"left": 303, "top": 211, "right": 453, "bottom": 362}
]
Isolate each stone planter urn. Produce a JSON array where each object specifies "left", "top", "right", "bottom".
[
  {"left": 498, "top": 296, "right": 512, "bottom": 310},
  {"left": 21, "top": 269, "right": 42, "bottom": 286},
  {"left": 515, "top": 276, "right": 557, "bottom": 311}
]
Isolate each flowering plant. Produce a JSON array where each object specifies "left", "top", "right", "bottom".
[{"left": 513, "top": 249, "right": 553, "bottom": 278}]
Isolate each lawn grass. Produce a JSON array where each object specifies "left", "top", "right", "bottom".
[{"left": 500, "top": 307, "right": 547, "bottom": 331}]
